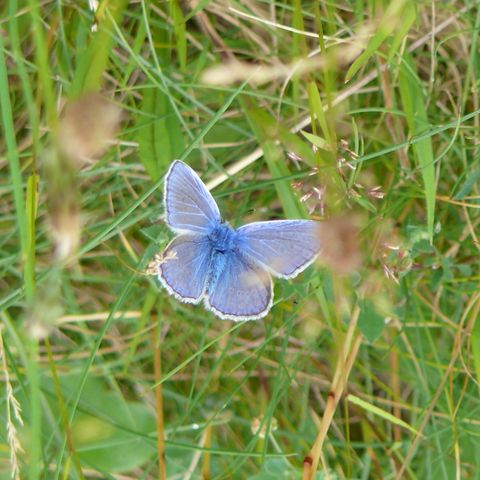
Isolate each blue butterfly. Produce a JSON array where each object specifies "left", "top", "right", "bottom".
[{"left": 156, "top": 160, "right": 321, "bottom": 321}]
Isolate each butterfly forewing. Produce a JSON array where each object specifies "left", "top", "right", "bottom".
[
  {"left": 158, "top": 234, "right": 212, "bottom": 303},
  {"left": 205, "top": 251, "right": 272, "bottom": 321},
  {"left": 164, "top": 160, "right": 221, "bottom": 234},
  {"left": 237, "top": 220, "right": 321, "bottom": 278}
]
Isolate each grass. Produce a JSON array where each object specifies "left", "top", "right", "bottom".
[{"left": 1, "top": 0, "right": 480, "bottom": 479}]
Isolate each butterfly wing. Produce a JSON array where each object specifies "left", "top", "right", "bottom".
[
  {"left": 237, "top": 220, "right": 321, "bottom": 278},
  {"left": 164, "top": 160, "right": 221, "bottom": 234},
  {"left": 158, "top": 234, "right": 212, "bottom": 303},
  {"left": 205, "top": 251, "right": 273, "bottom": 321}
]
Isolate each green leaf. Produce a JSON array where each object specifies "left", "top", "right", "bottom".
[
  {"left": 358, "top": 299, "right": 385, "bottom": 343},
  {"left": 249, "top": 459, "right": 294, "bottom": 479},
  {"left": 136, "top": 88, "right": 185, "bottom": 180},
  {"left": 301, "top": 131, "right": 330, "bottom": 152},
  {"left": 47, "top": 374, "right": 156, "bottom": 472},
  {"left": 347, "top": 394, "right": 420, "bottom": 435},
  {"left": 453, "top": 169, "right": 480, "bottom": 200},
  {"left": 74, "top": 401, "right": 156, "bottom": 472}
]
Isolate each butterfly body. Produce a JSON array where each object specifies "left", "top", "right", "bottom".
[
  {"left": 208, "top": 222, "right": 236, "bottom": 254},
  {"left": 156, "top": 160, "right": 321, "bottom": 321}
]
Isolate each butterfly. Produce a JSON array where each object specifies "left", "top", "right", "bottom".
[{"left": 154, "top": 160, "right": 321, "bottom": 321}]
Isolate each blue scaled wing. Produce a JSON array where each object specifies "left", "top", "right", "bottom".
[
  {"left": 158, "top": 234, "right": 212, "bottom": 304},
  {"left": 205, "top": 251, "right": 273, "bottom": 321},
  {"left": 164, "top": 160, "right": 221, "bottom": 234},
  {"left": 237, "top": 220, "right": 321, "bottom": 279}
]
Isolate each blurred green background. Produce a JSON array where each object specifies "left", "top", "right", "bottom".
[{"left": 1, "top": 0, "right": 480, "bottom": 478}]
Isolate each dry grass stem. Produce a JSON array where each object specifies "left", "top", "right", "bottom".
[
  {"left": 303, "top": 306, "right": 361, "bottom": 479},
  {"left": 152, "top": 315, "right": 167, "bottom": 480},
  {"left": 0, "top": 327, "right": 23, "bottom": 480}
]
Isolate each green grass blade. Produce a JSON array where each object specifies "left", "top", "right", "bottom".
[
  {"left": 347, "top": 394, "right": 420, "bottom": 435},
  {"left": 136, "top": 87, "right": 185, "bottom": 180},
  {"left": 346, "top": 0, "right": 412, "bottom": 82},
  {"left": 347, "top": 393, "right": 418, "bottom": 435},
  {"left": 70, "top": 0, "right": 128, "bottom": 96},
  {"left": 27, "top": 0, "right": 57, "bottom": 130},
  {"left": 25, "top": 174, "right": 38, "bottom": 302},
  {"left": 306, "top": 81, "right": 334, "bottom": 149},
  {"left": 243, "top": 107, "right": 305, "bottom": 218},
  {"left": 0, "top": 31, "right": 43, "bottom": 480},
  {"left": 0, "top": 34, "right": 30, "bottom": 298},
  {"left": 398, "top": 51, "right": 436, "bottom": 241},
  {"left": 171, "top": 0, "right": 187, "bottom": 72},
  {"left": 387, "top": 2, "right": 416, "bottom": 61},
  {"left": 472, "top": 315, "right": 480, "bottom": 398}
]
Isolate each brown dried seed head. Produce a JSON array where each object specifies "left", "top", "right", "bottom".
[
  {"left": 49, "top": 208, "right": 83, "bottom": 261},
  {"left": 146, "top": 251, "right": 178, "bottom": 275},
  {"left": 318, "top": 216, "right": 361, "bottom": 275},
  {"left": 58, "top": 93, "right": 121, "bottom": 165},
  {"left": 251, "top": 415, "right": 278, "bottom": 438}
]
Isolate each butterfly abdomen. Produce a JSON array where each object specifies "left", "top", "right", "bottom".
[{"left": 205, "top": 225, "right": 240, "bottom": 294}]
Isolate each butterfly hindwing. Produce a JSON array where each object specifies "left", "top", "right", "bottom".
[
  {"left": 164, "top": 160, "right": 221, "bottom": 234},
  {"left": 205, "top": 250, "right": 273, "bottom": 321},
  {"left": 237, "top": 220, "right": 321, "bottom": 278},
  {"left": 158, "top": 234, "right": 212, "bottom": 304}
]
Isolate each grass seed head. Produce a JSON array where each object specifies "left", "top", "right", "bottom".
[
  {"left": 58, "top": 93, "right": 121, "bottom": 166},
  {"left": 318, "top": 216, "right": 362, "bottom": 275}
]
